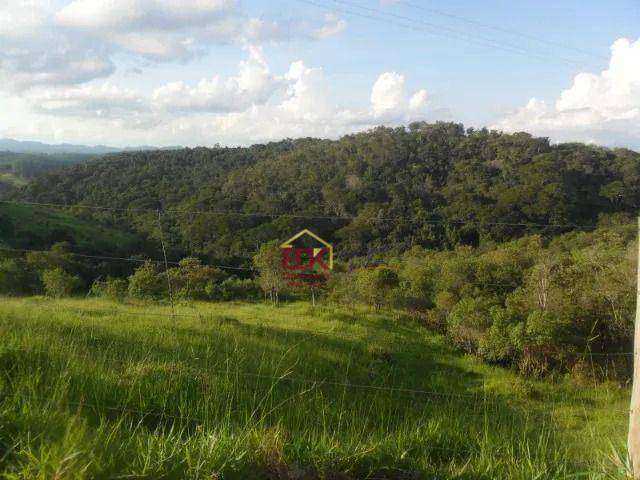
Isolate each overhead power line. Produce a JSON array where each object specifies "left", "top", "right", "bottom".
[
  {"left": 393, "top": 0, "right": 608, "bottom": 63},
  {"left": 294, "top": 0, "right": 599, "bottom": 69},
  {"left": 0, "top": 200, "right": 600, "bottom": 230},
  {"left": 0, "top": 246, "right": 253, "bottom": 271}
]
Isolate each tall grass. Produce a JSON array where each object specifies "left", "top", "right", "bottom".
[{"left": 0, "top": 297, "right": 631, "bottom": 479}]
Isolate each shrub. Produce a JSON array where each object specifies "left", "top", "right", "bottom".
[
  {"left": 42, "top": 268, "right": 81, "bottom": 298},
  {"left": 326, "top": 271, "right": 358, "bottom": 305},
  {"left": 90, "top": 277, "right": 128, "bottom": 300},
  {"left": 208, "top": 277, "right": 261, "bottom": 301},
  {"left": 479, "top": 306, "right": 519, "bottom": 364},
  {"left": 0, "top": 257, "right": 39, "bottom": 295},
  {"left": 446, "top": 296, "right": 498, "bottom": 353},
  {"left": 169, "top": 257, "right": 227, "bottom": 300},
  {"left": 128, "top": 262, "right": 165, "bottom": 299},
  {"left": 355, "top": 266, "right": 399, "bottom": 310}
]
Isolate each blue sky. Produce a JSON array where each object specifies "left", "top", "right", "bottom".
[{"left": 1, "top": 0, "right": 638, "bottom": 147}]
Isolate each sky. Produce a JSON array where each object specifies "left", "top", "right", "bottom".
[{"left": 0, "top": 0, "right": 638, "bottom": 148}]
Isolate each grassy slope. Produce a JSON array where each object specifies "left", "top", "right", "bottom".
[
  {"left": 0, "top": 298, "right": 631, "bottom": 479},
  {"left": 0, "top": 173, "right": 27, "bottom": 188},
  {"left": 0, "top": 203, "right": 139, "bottom": 252}
]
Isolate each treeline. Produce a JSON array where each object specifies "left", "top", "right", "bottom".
[
  {"left": 3, "top": 123, "right": 639, "bottom": 379},
  {"left": 12, "top": 122, "right": 640, "bottom": 261},
  {"left": 0, "top": 151, "right": 90, "bottom": 180},
  {"left": 0, "top": 244, "right": 259, "bottom": 301},
  {"left": 1, "top": 220, "right": 635, "bottom": 379},
  {"left": 330, "top": 220, "right": 636, "bottom": 378}
]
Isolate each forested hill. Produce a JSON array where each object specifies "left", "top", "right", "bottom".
[{"left": 13, "top": 122, "right": 640, "bottom": 261}]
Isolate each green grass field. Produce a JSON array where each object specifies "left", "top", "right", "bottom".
[
  {"left": 0, "top": 297, "right": 632, "bottom": 479},
  {"left": 0, "top": 203, "right": 139, "bottom": 252},
  {"left": 0, "top": 173, "right": 27, "bottom": 188}
]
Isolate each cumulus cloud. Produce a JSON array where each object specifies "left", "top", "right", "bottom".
[
  {"left": 7, "top": 46, "right": 432, "bottom": 146},
  {"left": 151, "top": 47, "right": 281, "bottom": 112},
  {"left": 312, "top": 13, "right": 347, "bottom": 39},
  {"left": 493, "top": 38, "right": 640, "bottom": 148},
  {"left": 55, "top": 0, "right": 236, "bottom": 61},
  {"left": 0, "top": 1, "right": 114, "bottom": 89},
  {"left": 31, "top": 83, "right": 148, "bottom": 117},
  {"left": 55, "top": 0, "right": 236, "bottom": 30},
  {"left": 371, "top": 72, "right": 428, "bottom": 120},
  {"left": 0, "top": 0, "right": 346, "bottom": 89}
]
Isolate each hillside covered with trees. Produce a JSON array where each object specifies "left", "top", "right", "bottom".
[
  {"left": 11, "top": 122, "right": 640, "bottom": 261},
  {"left": 2, "top": 122, "right": 639, "bottom": 379},
  {"left": 0, "top": 151, "right": 92, "bottom": 194}
]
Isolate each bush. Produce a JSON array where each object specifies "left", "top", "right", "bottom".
[
  {"left": 42, "top": 268, "right": 81, "bottom": 298},
  {"left": 479, "top": 306, "right": 519, "bottom": 364},
  {"left": 128, "top": 262, "right": 165, "bottom": 299},
  {"left": 355, "top": 266, "right": 399, "bottom": 310},
  {"left": 208, "top": 277, "right": 261, "bottom": 301},
  {"left": 0, "top": 257, "right": 39, "bottom": 295},
  {"left": 446, "top": 296, "right": 498, "bottom": 353},
  {"left": 326, "top": 271, "right": 358, "bottom": 305},
  {"left": 90, "top": 277, "right": 128, "bottom": 300}
]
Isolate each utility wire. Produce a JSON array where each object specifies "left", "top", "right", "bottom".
[
  {"left": 0, "top": 245, "right": 544, "bottom": 289},
  {"left": 0, "top": 246, "right": 253, "bottom": 271},
  {"left": 295, "top": 0, "right": 597, "bottom": 69},
  {"left": 0, "top": 200, "right": 601, "bottom": 230},
  {"left": 392, "top": 0, "right": 608, "bottom": 62}
]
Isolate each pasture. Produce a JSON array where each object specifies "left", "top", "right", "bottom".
[{"left": 0, "top": 297, "right": 631, "bottom": 479}]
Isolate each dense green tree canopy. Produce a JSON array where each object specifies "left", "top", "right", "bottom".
[{"left": 12, "top": 123, "right": 638, "bottom": 264}]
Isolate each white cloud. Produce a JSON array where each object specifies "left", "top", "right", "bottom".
[
  {"left": 0, "top": 42, "right": 115, "bottom": 90},
  {"left": 409, "top": 89, "right": 428, "bottom": 111},
  {"left": 151, "top": 46, "right": 281, "bottom": 112},
  {"left": 5, "top": 47, "right": 432, "bottom": 146},
  {"left": 312, "top": 13, "right": 347, "bottom": 39},
  {"left": 55, "top": 0, "right": 236, "bottom": 31},
  {"left": 242, "top": 12, "right": 347, "bottom": 43},
  {"left": 0, "top": 0, "right": 347, "bottom": 89},
  {"left": 493, "top": 37, "right": 640, "bottom": 148},
  {"left": 371, "top": 72, "right": 405, "bottom": 117},
  {"left": 31, "top": 83, "right": 148, "bottom": 117},
  {"left": 371, "top": 72, "right": 428, "bottom": 120},
  {"left": 0, "top": 0, "right": 50, "bottom": 38}
]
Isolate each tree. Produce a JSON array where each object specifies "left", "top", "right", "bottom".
[
  {"left": 42, "top": 268, "right": 81, "bottom": 298},
  {"left": 356, "top": 266, "right": 399, "bottom": 310},
  {"left": 0, "top": 257, "right": 38, "bottom": 295},
  {"left": 127, "top": 261, "right": 165, "bottom": 299},
  {"left": 169, "top": 257, "right": 227, "bottom": 300},
  {"left": 253, "top": 241, "right": 286, "bottom": 304},
  {"left": 90, "top": 277, "right": 128, "bottom": 300}
]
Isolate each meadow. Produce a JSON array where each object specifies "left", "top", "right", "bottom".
[{"left": 0, "top": 297, "right": 632, "bottom": 479}]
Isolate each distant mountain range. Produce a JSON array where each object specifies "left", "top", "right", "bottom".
[{"left": 0, "top": 138, "right": 179, "bottom": 155}]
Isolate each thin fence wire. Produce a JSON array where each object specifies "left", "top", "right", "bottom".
[
  {"left": 2, "top": 344, "right": 630, "bottom": 418},
  {"left": 8, "top": 394, "right": 490, "bottom": 464},
  {"left": 0, "top": 201, "right": 633, "bottom": 433},
  {"left": 1, "top": 297, "right": 635, "bottom": 358}
]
